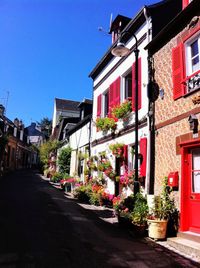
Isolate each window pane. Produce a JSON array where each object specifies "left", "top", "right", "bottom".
[
  {"left": 104, "top": 93, "right": 109, "bottom": 116},
  {"left": 125, "top": 72, "right": 132, "bottom": 99},
  {"left": 191, "top": 40, "right": 199, "bottom": 58},
  {"left": 192, "top": 56, "right": 199, "bottom": 72},
  {"left": 193, "top": 149, "right": 200, "bottom": 170},
  {"left": 192, "top": 172, "right": 200, "bottom": 193},
  {"left": 192, "top": 148, "right": 200, "bottom": 193}
]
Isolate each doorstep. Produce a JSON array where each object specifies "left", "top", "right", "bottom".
[{"left": 156, "top": 232, "right": 200, "bottom": 263}]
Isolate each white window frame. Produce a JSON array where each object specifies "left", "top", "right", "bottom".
[
  {"left": 122, "top": 68, "right": 132, "bottom": 103},
  {"left": 185, "top": 33, "right": 200, "bottom": 77},
  {"left": 185, "top": 32, "right": 200, "bottom": 93}
]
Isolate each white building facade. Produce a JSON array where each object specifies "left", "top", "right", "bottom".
[{"left": 89, "top": 0, "right": 182, "bottom": 197}]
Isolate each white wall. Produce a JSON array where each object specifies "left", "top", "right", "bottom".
[{"left": 91, "top": 19, "right": 151, "bottom": 195}]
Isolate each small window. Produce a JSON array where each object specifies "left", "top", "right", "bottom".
[
  {"left": 185, "top": 33, "right": 200, "bottom": 93},
  {"left": 125, "top": 72, "right": 132, "bottom": 100},
  {"left": 122, "top": 70, "right": 132, "bottom": 101},
  {"left": 103, "top": 91, "right": 109, "bottom": 117},
  {"left": 186, "top": 36, "right": 200, "bottom": 75}
]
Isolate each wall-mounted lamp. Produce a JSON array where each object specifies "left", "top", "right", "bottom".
[
  {"left": 188, "top": 114, "right": 198, "bottom": 134},
  {"left": 111, "top": 30, "right": 140, "bottom": 195}
]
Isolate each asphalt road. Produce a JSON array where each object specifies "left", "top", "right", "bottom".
[{"left": 0, "top": 170, "right": 199, "bottom": 268}]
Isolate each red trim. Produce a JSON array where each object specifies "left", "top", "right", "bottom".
[
  {"left": 179, "top": 138, "right": 200, "bottom": 148},
  {"left": 182, "top": 25, "right": 200, "bottom": 43}
]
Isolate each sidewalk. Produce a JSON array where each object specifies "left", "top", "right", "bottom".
[{"left": 43, "top": 175, "right": 200, "bottom": 267}]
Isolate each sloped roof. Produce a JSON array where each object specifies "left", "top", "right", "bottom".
[
  {"left": 55, "top": 98, "right": 80, "bottom": 111},
  {"left": 25, "top": 123, "right": 46, "bottom": 138}
]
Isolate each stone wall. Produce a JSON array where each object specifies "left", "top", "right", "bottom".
[{"left": 152, "top": 21, "right": 200, "bottom": 206}]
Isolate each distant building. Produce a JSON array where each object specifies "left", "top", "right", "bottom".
[
  {"left": 25, "top": 122, "right": 46, "bottom": 146},
  {"left": 52, "top": 98, "right": 80, "bottom": 136}
]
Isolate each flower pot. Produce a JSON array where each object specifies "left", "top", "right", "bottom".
[{"left": 147, "top": 219, "right": 168, "bottom": 240}]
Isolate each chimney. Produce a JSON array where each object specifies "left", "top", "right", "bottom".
[{"left": 109, "top": 15, "right": 131, "bottom": 44}]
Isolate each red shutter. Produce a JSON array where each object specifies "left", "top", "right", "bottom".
[
  {"left": 109, "top": 77, "right": 120, "bottom": 117},
  {"left": 182, "top": 0, "right": 189, "bottom": 9},
  {"left": 172, "top": 43, "right": 185, "bottom": 100},
  {"left": 97, "top": 94, "right": 102, "bottom": 117},
  {"left": 140, "top": 137, "right": 147, "bottom": 177},
  {"left": 114, "top": 77, "right": 121, "bottom": 106},
  {"left": 109, "top": 82, "right": 114, "bottom": 116},
  {"left": 132, "top": 57, "right": 141, "bottom": 111}
]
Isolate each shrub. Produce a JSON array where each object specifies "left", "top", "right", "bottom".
[
  {"left": 58, "top": 146, "right": 72, "bottom": 174},
  {"left": 73, "top": 184, "right": 92, "bottom": 203},
  {"left": 50, "top": 172, "right": 63, "bottom": 183},
  {"left": 89, "top": 192, "right": 101, "bottom": 206}
]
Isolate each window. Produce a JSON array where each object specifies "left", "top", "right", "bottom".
[
  {"left": 103, "top": 91, "right": 109, "bottom": 117},
  {"left": 186, "top": 35, "right": 200, "bottom": 76},
  {"left": 172, "top": 30, "right": 200, "bottom": 99},
  {"left": 124, "top": 71, "right": 132, "bottom": 100},
  {"left": 191, "top": 148, "right": 200, "bottom": 193},
  {"left": 122, "top": 58, "right": 142, "bottom": 111}
]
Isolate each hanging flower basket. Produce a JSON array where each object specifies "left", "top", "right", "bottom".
[
  {"left": 111, "top": 100, "right": 132, "bottom": 120},
  {"left": 109, "top": 143, "right": 125, "bottom": 158},
  {"left": 96, "top": 117, "right": 117, "bottom": 132}
]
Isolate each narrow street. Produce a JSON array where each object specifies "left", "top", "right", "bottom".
[{"left": 0, "top": 170, "right": 199, "bottom": 268}]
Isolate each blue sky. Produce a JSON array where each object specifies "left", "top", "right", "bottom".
[{"left": 0, "top": 0, "right": 157, "bottom": 126}]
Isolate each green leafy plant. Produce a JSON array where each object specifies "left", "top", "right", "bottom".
[
  {"left": 96, "top": 117, "right": 117, "bottom": 132},
  {"left": 111, "top": 100, "right": 132, "bottom": 119},
  {"left": 50, "top": 172, "right": 63, "bottom": 183},
  {"left": 149, "top": 177, "right": 178, "bottom": 220},
  {"left": 39, "top": 140, "right": 60, "bottom": 170},
  {"left": 57, "top": 146, "right": 72, "bottom": 175},
  {"left": 73, "top": 184, "right": 92, "bottom": 203},
  {"left": 130, "top": 193, "right": 148, "bottom": 225}
]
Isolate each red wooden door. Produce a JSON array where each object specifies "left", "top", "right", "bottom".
[{"left": 186, "top": 147, "right": 200, "bottom": 233}]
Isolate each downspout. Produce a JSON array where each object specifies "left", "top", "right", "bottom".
[{"left": 144, "top": 7, "right": 152, "bottom": 194}]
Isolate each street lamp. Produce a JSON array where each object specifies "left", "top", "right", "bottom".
[{"left": 111, "top": 31, "right": 140, "bottom": 195}]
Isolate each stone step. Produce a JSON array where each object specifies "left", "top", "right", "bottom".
[
  {"left": 178, "top": 231, "right": 200, "bottom": 243},
  {"left": 167, "top": 236, "right": 200, "bottom": 261}
]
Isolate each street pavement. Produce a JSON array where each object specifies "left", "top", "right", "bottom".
[{"left": 0, "top": 170, "right": 199, "bottom": 268}]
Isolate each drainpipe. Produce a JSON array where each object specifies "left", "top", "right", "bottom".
[{"left": 144, "top": 7, "right": 152, "bottom": 195}]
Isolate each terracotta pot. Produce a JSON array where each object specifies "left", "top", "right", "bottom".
[{"left": 148, "top": 219, "right": 168, "bottom": 240}]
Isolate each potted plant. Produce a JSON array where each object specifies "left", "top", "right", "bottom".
[
  {"left": 147, "top": 177, "right": 178, "bottom": 240},
  {"left": 111, "top": 100, "right": 132, "bottom": 120},
  {"left": 96, "top": 117, "right": 117, "bottom": 132},
  {"left": 130, "top": 192, "right": 149, "bottom": 236},
  {"left": 115, "top": 195, "right": 135, "bottom": 227}
]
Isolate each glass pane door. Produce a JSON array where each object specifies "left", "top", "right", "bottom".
[{"left": 192, "top": 148, "right": 200, "bottom": 193}]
